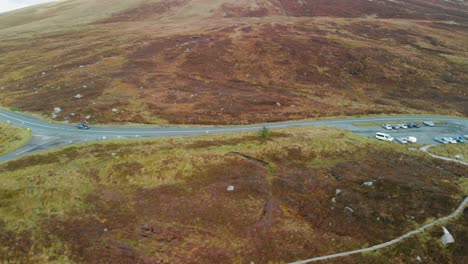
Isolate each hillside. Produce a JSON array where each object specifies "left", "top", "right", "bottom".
[
  {"left": 0, "top": 0, "right": 467, "bottom": 124},
  {"left": 0, "top": 127, "right": 466, "bottom": 263}
]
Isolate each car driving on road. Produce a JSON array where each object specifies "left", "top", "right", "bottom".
[{"left": 76, "top": 123, "right": 90, "bottom": 130}]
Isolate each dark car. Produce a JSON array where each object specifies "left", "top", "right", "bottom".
[
  {"left": 76, "top": 123, "right": 90, "bottom": 130},
  {"left": 453, "top": 136, "right": 465, "bottom": 143},
  {"left": 407, "top": 123, "right": 420, "bottom": 128}
]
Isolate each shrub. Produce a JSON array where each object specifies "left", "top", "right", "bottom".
[{"left": 258, "top": 126, "right": 271, "bottom": 139}]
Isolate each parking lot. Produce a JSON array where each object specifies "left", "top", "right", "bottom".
[{"left": 350, "top": 121, "right": 468, "bottom": 145}]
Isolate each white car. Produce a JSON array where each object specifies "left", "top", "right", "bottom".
[
  {"left": 446, "top": 137, "right": 457, "bottom": 144},
  {"left": 423, "top": 121, "right": 435, "bottom": 127},
  {"left": 406, "top": 136, "right": 417, "bottom": 143},
  {"left": 396, "top": 137, "right": 408, "bottom": 144},
  {"left": 399, "top": 124, "right": 408, "bottom": 129},
  {"left": 382, "top": 124, "right": 392, "bottom": 130},
  {"left": 376, "top": 132, "right": 394, "bottom": 142}
]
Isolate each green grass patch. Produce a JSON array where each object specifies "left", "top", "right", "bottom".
[
  {"left": 0, "top": 126, "right": 400, "bottom": 231},
  {"left": 0, "top": 125, "right": 464, "bottom": 263},
  {"left": 0, "top": 122, "right": 32, "bottom": 156},
  {"left": 428, "top": 144, "right": 468, "bottom": 163}
]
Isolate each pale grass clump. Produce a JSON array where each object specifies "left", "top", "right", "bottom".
[{"left": 0, "top": 121, "right": 32, "bottom": 156}]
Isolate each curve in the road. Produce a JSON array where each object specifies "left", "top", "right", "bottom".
[
  {"left": 1, "top": 109, "right": 467, "bottom": 261},
  {"left": 1, "top": 108, "right": 468, "bottom": 163}
]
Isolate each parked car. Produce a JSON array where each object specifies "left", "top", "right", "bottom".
[
  {"left": 391, "top": 125, "right": 400, "bottom": 130},
  {"left": 382, "top": 124, "right": 393, "bottom": 130},
  {"left": 399, "top": 124, "right": 408, "bottom": 129},
  {"left": 396, "top": 137, "right": 408, "bottom": 144},
  {"left": 434, "top": 137, "right": 449, "bottom": 144},
  {"left": 453, "top": 136, "right": 465, "bottom": 143},
  {"left": 407, "top": 123, "right": 420, "bottom": 128},
  {"left": 423, "top": 121, "right": 435, "bottom": 127},
  {"left": 406, "top": 136, "right": 417, "bottom": 143},
  {"left": 376, "top": 132, "right": 394, "bottom": 142},
  {"left": 76, "top": 123, "right": 90, "bottom": 130},
  {"left": 447, "top": 137, "right": 457, "bottom": 144}
]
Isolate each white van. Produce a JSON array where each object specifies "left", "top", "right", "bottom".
[{"left": 375, "top": 132, "right": 394, "bottom": 142}]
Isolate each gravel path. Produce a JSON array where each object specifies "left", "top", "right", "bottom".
[
  {"left": 420, "top": 145, "right": 468, "bottom": 166},
  {"left": 289, "top": 146, "right": 468, "bottom": 264}
]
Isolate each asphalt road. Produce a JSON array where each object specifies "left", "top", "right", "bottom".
[{"left": 1, "top": 108, "right": 467, "bottom": 163}]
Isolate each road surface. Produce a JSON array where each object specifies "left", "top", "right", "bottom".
[{"left": 1, "top": 108, "right": 467, "bottom": 163}]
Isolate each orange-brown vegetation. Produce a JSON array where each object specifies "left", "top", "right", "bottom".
[
  {"left": 0, "top": 0, "right": 466, "bottom": 124},
  {"left": 0, "top": 128, "right": 466, "bottom": 263}
]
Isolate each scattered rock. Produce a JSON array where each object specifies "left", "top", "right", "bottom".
[
  {"left": 41, "top": 72, "right": 46, "bottom": 75},
  {"left": 331, "top": 197, "right": 336, "bottom": 203},
  {"left": 70, "top": 113, "right": 75, "bottom": 116},
  {"left": 112, "top": 108, "right": 118, "bottom": 113},
  {"left": 227, "top": 185, "right": 235, "bottom": 191},
  {"left": 335, "top": 189, "right": 342, "bottom": 195},
  {"left": 276, "top": 102, "right": 281, "bottom": 107},
  {"left": 53, "top": 107, "right": 62, "bottom": 113},
  {"left": 345, "top": 206, "right": 354, "bottom": 213},
  {"left": 290, "top": 104, "right": 296, "bottom": 108},
  {"left": 74, "top": 94, "right": 83, "bottom": 99},
  {"left": 416, "top": 256, "right": 422, "bottom": 262},
  {"left": 85, "top": 115, "right": 91, "bottom": 120},
  {"left": 441, "top": 226, "right": 455, "bottom": 246},
  {"left": 363, "top": 181, "right": 374, "bottom": 187}
]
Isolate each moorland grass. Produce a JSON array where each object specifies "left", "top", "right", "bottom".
[
  {"left": 0, "top": 126, "right": 466, "bottom": 263},
  {"left": 0, "top": 126, "right": 406, "bottom": 231},
  {"left": 0, "top": 122, "right": 31, "bottom": 156},
  {"left": 429, "top": 143, "right": 468, "bottom": 163}
]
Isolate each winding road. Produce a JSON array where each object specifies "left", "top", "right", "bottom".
[
  {"left": 1, "top": 108, "right": 467, "bottom": 262},
  {"left": 1, "top": 108, "right": 468, "bottom": 163}
]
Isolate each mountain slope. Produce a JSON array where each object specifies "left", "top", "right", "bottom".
[{"left": 0, "top": 0, "right": 467, "bottom": 124}]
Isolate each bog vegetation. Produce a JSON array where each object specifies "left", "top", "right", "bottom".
[{"left": 0, "top": 126, "right": 466, "bottom": 263}]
